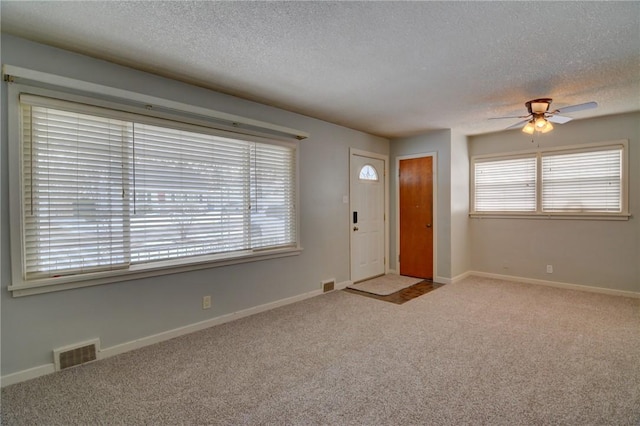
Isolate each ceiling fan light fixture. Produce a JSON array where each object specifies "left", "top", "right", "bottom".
[
  {"left": 535, "top": 116, "right": 547, "bottom": 128},
  {"left": 541, "top": 121, "right": 554, "bottom": 133},
  {"left": 522, "top": 121, "right": 535, "bottom": 134},
  {"left": 531, "top": 101, "right": 550, "bottom": 114}
]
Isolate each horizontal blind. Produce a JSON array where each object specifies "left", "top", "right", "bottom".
[
  {"left": 474, "top": 157, "right": 537, "bottom": 212},
  {"left": 19, "top": 94, "right": 299, "bottom": 283},
  {"left": 21, "top": 103, "right": 131, "bottom": 278},
  {"left": 131, "top": 124, "right": 252, "bottom": 263},
  {"left": 251, "top": 143, "right": 296, "bottom": 249},
  {"left": 542, "top": 147, "right": 622, "bottom": 212}
]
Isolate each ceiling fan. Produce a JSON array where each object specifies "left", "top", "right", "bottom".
[{"left": 491, "top": 98, "right": 598, "bottom": 134}]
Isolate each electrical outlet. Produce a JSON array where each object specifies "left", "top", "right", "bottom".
[
  {"left": 546, "top": 264, "right": 553, "bottom": 274},
  {"left": 202, "top": 295, "right": 212, "bottom": 309}
]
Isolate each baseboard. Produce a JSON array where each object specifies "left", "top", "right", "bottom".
[
  {"left": 451, "top": 271, "right": 471, "bottom": 284},
  {"left": 1, "top": 364, "right": 56, "bottom": 388},
  {"left": 1, "top": 286, "right": 325, "bottom": 387},
  {"left": 469, "top": 271, "right": 640, "bottom": 299},
  {"left": 335, "top": 280, "right": 352, "bottom": 290},
  {"left": 435, "top": 276, "right": 451, "bottom": 284}
]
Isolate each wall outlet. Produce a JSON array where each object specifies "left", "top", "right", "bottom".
[
  {"left": 546, "top": 264, "right": 553, "bottom": 274},
  {"left": 202, "top": 295, "right": 212, "bottom": 309}
]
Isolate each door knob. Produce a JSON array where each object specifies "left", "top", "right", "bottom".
[
  {"left": 353, "top": 226, "right": 359, "bottom": 231},
  {"left": 426, "top": 223, "right": 432, "bottom": 228}
]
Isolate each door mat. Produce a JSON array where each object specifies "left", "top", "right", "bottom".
[{"left": 347, "top": 274, "right": 423, "bottom": 296}]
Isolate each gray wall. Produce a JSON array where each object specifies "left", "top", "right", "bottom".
[
  {"left": 450, "top": 131, "right": 470, "bottom": 278},
  {"left": 389, "top": 130, "right": 452, "bottom": 281},
  {"left": 0, "top": 35, "right": 389, "bottom": 376},
  {"left": 468, "top": 112, "right": 640, "bottom": 292}
]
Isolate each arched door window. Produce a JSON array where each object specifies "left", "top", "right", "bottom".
[{"left": 359, "top": 164, "right": 379, "bottom": 181}]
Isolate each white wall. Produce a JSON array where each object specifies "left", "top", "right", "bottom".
[
  {"left": 450, "top": 131, "right": 470, "bottom": 278},
  {"left": 389, "top": 130, "right": 452, "bottom": 281},
  {"left": 0, "top": 35, "right": 389, "bottom": 377},
  {"left": 468, "top": 112, "right": 640, "bottom": 292}
]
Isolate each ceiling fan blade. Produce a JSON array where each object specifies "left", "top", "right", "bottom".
[
  {"left": 554, "top": 101, "right": 598, "bottom": 114},
  {"left": 505, "top": 119, "right": 529, "bottom": 130},
  {"left": 547, "top": 115, "right": 573, "bottom": 124},
  {"left": 489, "top": 115, "right": 530, "bottom": 120}
]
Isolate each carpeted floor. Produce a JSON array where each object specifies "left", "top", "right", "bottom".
[{"left": 2, "top": 276, "right": 639, "bottom": 425}]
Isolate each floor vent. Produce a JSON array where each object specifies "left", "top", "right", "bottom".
[
  {"left": 322, "top": 279, "right": 335, "bottom": 293},
  {"left": 53, "top": 339, "right": 100, "bottom": 371}
]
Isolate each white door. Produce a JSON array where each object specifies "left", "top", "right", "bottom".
[{"left": 350, "top": 154, "right": 385, "bottom": 282}]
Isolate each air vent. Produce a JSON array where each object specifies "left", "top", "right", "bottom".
[
  {"left": 53, "top": 339, "right": 100, "bottom": 371},
  {"left": 322, "top": 279, "right": 335, "bottom": 293}
]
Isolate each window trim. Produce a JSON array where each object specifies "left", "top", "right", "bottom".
[
  {"left": 470, "top": 140, "right": 630, "bottom": 220},
  {"left": 8, "top": 83, "right": 303, "bottom": 297}
]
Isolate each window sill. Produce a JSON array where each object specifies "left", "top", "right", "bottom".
[
  {"left": 8, "top": 246, "right": 303, "bottom": 297},
  {"left": 469, "top": 213, "right": 631, "bottom": 221}
]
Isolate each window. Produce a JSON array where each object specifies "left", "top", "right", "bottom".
[
  {"left": 359, "top": 164, "right": 379, "bottom": 181},
  {"left": 11, "top": 91, "right": 299, "bottom": 293},
  {"left": 542, "top": 148, "right": 622, "bottom": 212},
  {"left": 474, "top": 156, "right": 536, "bottom": 212},
  {"left": 471, "top": 141, "right": 628, "bottom": 218}
]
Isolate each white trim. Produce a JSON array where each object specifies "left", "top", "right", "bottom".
[
  {"left": 395, "top": 152, "right": 438, "bottom": 281},
  {"left": 336, "top": 280, "right": 353, "bottom": 290},
  {"left": 469, "top": 271, "right": 640, "bottom": 299},
  {"left": 9, "top": 248, "right": 303, "bottom": 297},
  {"left": 2, "top": 65, "right": 309, "bottom": 140},
  {"left": 349, "top": 148, "right": 390, "bottom": 281},
  {"left": 1, "top": 285, "right": 328, "bottom": 387},
  {"left": 1, "top": 364, "right": 56, "bottom": 388},
  {"left": 451, "top": 271, "right": 472, "bottom": 284}
]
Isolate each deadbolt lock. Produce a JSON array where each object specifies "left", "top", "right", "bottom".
[{"left": 353, "top": 226, "right": 359, "bottom": 231}]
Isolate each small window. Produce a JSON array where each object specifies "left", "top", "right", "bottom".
[
  {"left": 359, "top": 164, "right": 379, "bottom": 181},
  {"left": 474, "top": 156, "right": 537, "bottom": 212}
]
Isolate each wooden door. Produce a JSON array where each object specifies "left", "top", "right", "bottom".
[{"left": 399, "top": 156, "right": 433, "bottom": 279}]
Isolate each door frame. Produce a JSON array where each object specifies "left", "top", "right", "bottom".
[
  {"left": 395, "top": 152, "right": 438, "bottom": 280},
  {"left": 349, "top": 148, "right": 390, "bottom": 282}
]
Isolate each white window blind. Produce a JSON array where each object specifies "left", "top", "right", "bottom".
[
  {"left": 22, "top": 104, "right": 132, "bottom": 279},
  {"left": 542, "top": 147, "right": 622, "bottom": 212},
  {"left": 131, "top": 124, "right": 252, "bottom": 263},
  {"left": 474, "top": 157, "right": 537, "bottom": 212},
  {"left": 19, "top": 95, "right": 297, "bottom": 283},
  {"left": 251, "top": 144, "right": 297, "bottom": 249}
]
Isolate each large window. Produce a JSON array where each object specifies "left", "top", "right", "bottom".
[
  {"left": 11, "top": 91, "right": 299, "bottom": 294},
  {"left": 471, "top": 141, "right": 628, "bottom": 218}
]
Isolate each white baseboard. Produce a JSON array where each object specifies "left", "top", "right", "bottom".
[
  {"left": 435, "top": 276, "right": 451, "bottom": 284},
  {"left": 335, "top": 280, "right": 352, "bottom": 290},
  {"left": 469, "top": 271, "right": 640, "bottom": 299},
  {"left": 1, "top": 286, "right": 327, "bottom": 387},
  {"left": 450, "top": 271, "right": 472, "bottom": 284},
  {"left": 1, "top": 364, "right": 56, "bottom": 388}
]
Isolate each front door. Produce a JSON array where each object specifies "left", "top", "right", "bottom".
[
  {"left": 350, "top": 153, "right": 385, "bottom": 282},
  {"left": 399, "top": 156, "right": 433, "bottom": 279}
]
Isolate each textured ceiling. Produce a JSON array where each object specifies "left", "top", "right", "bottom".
[{"left": 1, "top": 1, "right": 639, "bottom": 138}]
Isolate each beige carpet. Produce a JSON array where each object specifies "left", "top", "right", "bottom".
[
  {"left": 2, "top": 276, "right": 640, "bottom": 425},
  {"left": 347, "top": 274, "right": 423, "bottom": 295}
]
